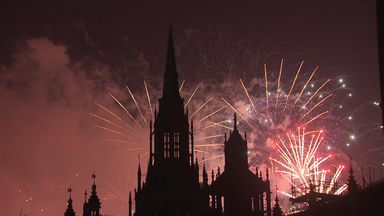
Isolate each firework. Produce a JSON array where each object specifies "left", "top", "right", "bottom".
[
  {"left": 213, "top": 60, "right": 359, "bottom": 203},
  {"left": 216, "top": 60, "right": 351, "bottom": 164},
  {"left": 270, "top": 127, "right": 347, "bottom": 197}
]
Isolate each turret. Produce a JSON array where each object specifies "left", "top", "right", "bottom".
[
  {"left": 137, "top": 160, "right": 142, "bottom": 192},
  {"left": 64, "top": 186, "right": 76, "bottom": 216},
  {"left": 87, "top": 172, "right": 101, "bottom": 216},
  {"left": 224, "top": 113, "right": 248, "bottom": 173},
  {"left": 83, "top": 190, "right": 88, "bottom": 216},
  {"left": 128, "top": 192, "right": 132, "bottom": 216}
]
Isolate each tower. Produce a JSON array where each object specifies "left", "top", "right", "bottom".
[
  {"left": 64, "top": 186, "right": 76, "bottom": 216},
  {"left": 134, "top": 26, "right": 203, "bottom": 216},
  {"left": 210, "top": 113, "right": 272, "bottom": 216}
]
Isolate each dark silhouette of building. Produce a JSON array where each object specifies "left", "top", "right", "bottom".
[
  {"left": 377, "top": 0, "right": 384, "bottom": 125},
  {"left": 290, "top": 180, "right": 384, "bottom": 216},
  {"left": 290, "top": 157, "right": 384, "bottom": 216},
  {"left": 210, "top": 114, "right": 271, "bottom": 216},
  {"left": 64, "top": 26, "right": 272, "bottom": 216}
]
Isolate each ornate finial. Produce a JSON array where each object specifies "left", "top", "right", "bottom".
[
  {"left": 266, "top": 168, "right": 269, "bottom": 181},
  {"left": 233, "top": 113, "right": 237, "bottom": 130},
  {"left": 92, "top": 171, "right": 96, "bottom": 184},
  {"left": 68, "top": 185, "right": 72, "bottom": 199}
]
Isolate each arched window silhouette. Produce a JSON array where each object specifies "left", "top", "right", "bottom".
[
  {"left": 174, "top": 132, "right": 180, "bottom": 158},
  {"left": 164, "top": 132, "right": 170, "bottom": 158}
]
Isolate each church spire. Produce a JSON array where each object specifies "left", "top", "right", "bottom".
[
  {"left": 162, "top": 25, "right": 181, "bottom": 100},
  {"left": 64, "top": 186, "right": 76, "bottom": 216}
]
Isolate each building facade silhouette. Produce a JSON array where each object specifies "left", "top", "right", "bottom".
[{"left": 63, "top": 27, "right": 272, "bottom": 216}]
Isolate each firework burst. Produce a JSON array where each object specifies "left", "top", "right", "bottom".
[
  {"left": 270, "top": 127, "right": 347, "bottom": 198},
  {"left": 215, "top": 59, "right": 351, "bottom": 164},
  {"left": 210, "top": 59, "right": 358, "bottom": 206}
]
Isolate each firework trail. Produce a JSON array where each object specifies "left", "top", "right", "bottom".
[{"left": 91, "top": 80, "right": 223, "bottom": 165}]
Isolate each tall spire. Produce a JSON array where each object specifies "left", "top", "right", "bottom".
[
  {"left": 128, "top": 192, "right": 132, "bottom": 216},
  {"left": 162, "top": 24, "right": 181, "bottom": 100}
]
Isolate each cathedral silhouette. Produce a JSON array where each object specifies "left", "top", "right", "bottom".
[{"left": 63, "top": 26, "right": 275, "bottom": 216}]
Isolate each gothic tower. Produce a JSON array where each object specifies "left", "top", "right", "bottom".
[
  {"left": 134, "top": 26, "right": 203, "bottom": 216},
  {"left": 210, "top": 114, "right": 272, "bottom": 216}
]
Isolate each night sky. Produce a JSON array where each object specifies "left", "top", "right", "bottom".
[{"left": 0, "top": 0, "right": 382, "bottom": 215}]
